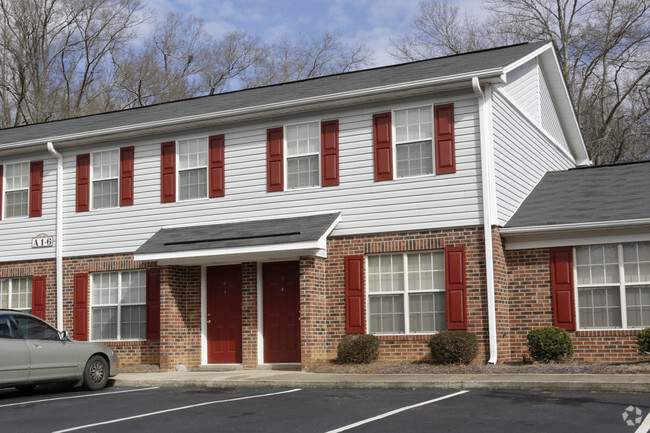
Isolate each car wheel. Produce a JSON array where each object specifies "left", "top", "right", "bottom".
[{"left": 83, "top": 355, "right": 109, "bottom": 391}]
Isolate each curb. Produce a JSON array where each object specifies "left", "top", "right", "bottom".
[{"left": 113, "top": 375, "right": 650, "bottom": 393}]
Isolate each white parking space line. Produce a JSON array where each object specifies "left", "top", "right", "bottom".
[
  {"left": 0, "top": 387, "right": 159, "bottom": 408},
  {"left": 52, "top": 388, "right": 302, "bottom": 433},
  {"left": 636, "top": 411, "right": 650, "bottom": 433},
  {"left": 324, "top": 390, "right": 470, "bottom": 433}
]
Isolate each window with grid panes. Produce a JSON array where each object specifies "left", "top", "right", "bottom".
[
  {"left": 286, "top": 122, "right": 320, "bottom": 189},
  {"left": 4, "top": 162, "right": 30, "bottom": 218},
  {"left": 367, "top": 251, "right": 446, "bottom": 334},
  {"left": 576, "top": 242, "right": 650, "bottom": 329},
  {"left": 394, "top": 106, "right": 434, "bottom": 178},
  {"left": 92, "top": 150, "right": 119, "bottom": 209},
  {"left": 91, "top": 271, "right": 146, "bottom": 340},
  {"left": 178, "top": 137, "right": 208, "bottom": 200},
  {"left": 0, "top": 278, "right": 32, "bottom": 312}
]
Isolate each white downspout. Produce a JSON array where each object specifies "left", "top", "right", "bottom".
[
  {"left": 472, "top": 77, "right": 498, "bottom": 364},
  {"left": 46, "top": 142, "right": 64, "bottom": 331}
]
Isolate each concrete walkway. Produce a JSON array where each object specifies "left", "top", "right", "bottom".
[{"left": 113, "top": 370, "right": 650, "bottom": 393}]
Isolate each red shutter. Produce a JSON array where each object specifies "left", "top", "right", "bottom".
[
  {"left": 146, "top": 268, "right": 161, "bottom": 340},
  {"left": 372, "top": 112, "right": 393, "bottom": 181},
  {"left": 119, "top": 146, "right": 135, "bottom": 206},
  {"left": 0, "top": 165, "right": 3, "bottom": 220},
  {"left": 73, "top": 273, "right": 89, "bottom": 341},
  {"left": 76, "top": 154, "right": 90, "bottom": 212},
  {"left": 29, "top": 161, "right": 43, "bottom": 217},
  {"left": 345, "top": 255, "right": 365, "bottom": 334},
  {"left": 267, "top": 127, "right": 284, "bottom": 192},
  {"left": 209, "top": 135, "right": 225, "bottom": 197},
  {"left": 31, "top": 276, "right": 47, "bottom": 320},
  {"left": 550, "top": 247, "right": 576, "bottom": 331},
  {"left": 321, "top": 120, "right": 339, "bottom": 187},
  {"left": 445, "top": 246, "right": 467, "bottom": 330},
  {"left": 434, "top": 104, "right": 456, "bottom": 174},
  {"left": 161, "top": 142, "right": 176, "bottom": 203}
]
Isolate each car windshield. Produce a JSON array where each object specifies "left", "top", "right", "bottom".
[{"left": 13, "top": 315, "right": 60, "bottom": 340}]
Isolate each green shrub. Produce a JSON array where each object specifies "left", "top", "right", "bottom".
[
  {"left": 638, "top": 328, "right": 650, "bottom": 355},
  {"left": 336, "top": 334, "right": 380, "bottom": 364},
  {"left": 527, "top": 327, "right": 574, "bottom": 363},
  {"left": 428, "top": 331, "right": 478, "bottom": 365}
]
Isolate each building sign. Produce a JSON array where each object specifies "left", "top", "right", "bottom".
[{"left": 32, "top": 233, "right": 54, "bottom": 248}]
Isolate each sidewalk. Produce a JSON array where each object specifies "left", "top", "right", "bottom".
[{"left": 113, "top": 370, "right": 650, "bottom": 393}]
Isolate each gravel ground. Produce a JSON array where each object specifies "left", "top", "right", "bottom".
[{"left": 308, "top": 359, "right": 650, "bottom": 374}]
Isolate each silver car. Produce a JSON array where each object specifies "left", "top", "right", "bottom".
[{"left": 0, "top": 310, "right": 119, "bottom": 391}]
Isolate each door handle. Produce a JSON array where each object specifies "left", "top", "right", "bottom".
[
  {"left": 33, "top": 344, "right": 42, "bottom": 349},
  {"left": 207, "top": 320, "right": 212, "bottom": 324}
]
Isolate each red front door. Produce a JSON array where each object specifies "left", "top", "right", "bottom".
[
  {"left": 263, "top": 261, "right": 301, "bottom": 363},
  {"left": 206, "top": 265, "right": 242, "bottom": 364}
]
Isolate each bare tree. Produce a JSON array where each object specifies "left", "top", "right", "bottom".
[
  {"left": 391, "top": 0, "right": 650, "bottom": 164},
  {"left": 0, "top": 0, "right": 145, "bottom": 127}
]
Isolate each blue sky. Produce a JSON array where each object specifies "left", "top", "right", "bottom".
[{"left": 147, "top": 0, "right": 484, "bottom": 66}]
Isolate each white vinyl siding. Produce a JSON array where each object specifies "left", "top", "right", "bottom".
[
  {"left": 4, "top": 162, "right": 30, "bottom": 218},
  {"left": 538, "top": 66, "right": 570, "bottom": 150},
  {"left": 367, "top": 251, "right": 446, "bottom": 334},
  {"left": 492, "top": 90, "right": 575, "bottom": 226},
  {"left": 0, "top": 92, "right": 482, "bottom": 260},
  {"left": 91, "top": 270, "right": 146, "bottom": 340},
  {"left": 0, "top": 278, "right": 32, "bottom": 312},
  {"left": 576, "top": 242, "right": 650, "bottom": 329},
  {"left": 503, "top": 59, "right": 540, "bottom": 123}
]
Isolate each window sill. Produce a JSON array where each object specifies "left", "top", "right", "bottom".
[
  {"left": 575, "top": 329, "right": 641, "bottom": 337},
  {"left": 374, "top": 334, "right": 437, "bottom": 341},
  {"left": 93, "top": 339, "right": 151, "bottom": 347}
]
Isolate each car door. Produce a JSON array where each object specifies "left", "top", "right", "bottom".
[
  {"left": 0, "top": 314, "right": 30, "bottom": 385},
  {"left": 12, "top": 315, "right": 80, "bottom": 382}
]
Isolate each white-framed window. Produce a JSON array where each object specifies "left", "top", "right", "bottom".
[
  {"left": 91, "top": 150, "right": 119, "bottom": 210},
  {"left": 285, "top": 122, "right": 320, "bottom": 189},
  {"left": 394, "top": 106, "right": 434, "bottom": 178},
  {"left": 91, "top": 270, "right": 146, "bottom": 340},
  {"left": 4, "top": 162, "right": 30, "bottom": 218},
  {"left": 177, "top": 137, "right": 208, "bottom": 200},
  {"left": 0, "top": 278, "right": 32, "bottom": 312},
  {"left": 576, "top": 241, "right": 650, "bottom": 329},
  {"left": 367, "top": 251, "right": 446, "bottom": 334}
]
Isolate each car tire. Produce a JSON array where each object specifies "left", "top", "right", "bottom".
[{"left": 83, "top": 355, "right": 109, "bottom": 391}]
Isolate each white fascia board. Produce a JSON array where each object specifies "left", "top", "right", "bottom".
[
  {"left": 317, "top": 213, "right": 342, "bottom": 250},
  {"left": 502, "top": 42, "right": 554, "bottom": 74},
  {"left": 502, "top": 42, "right": 590, "bottom": 166},
  {"left": 501, "top": 218, "right": 650, "bottom": 235},
  {"left": 134, "top": 240, "right": 324, "bottom": 263},
  {"left": 504, "top": 227, "right": 650, "bottom": 251},
  {"left": 0, "top": 69, "right": 505, "bottom": 153},
  {"left": 493, "top": 87, "right": 576, "bottom": 164}
]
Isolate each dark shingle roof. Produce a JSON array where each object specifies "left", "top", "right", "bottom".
[
  {"left": 135, "top": 212, "right": 340, "bottom": 255},
  {"left": 0, "top": 42, "right": 548, "bottom": 147},
  {"left": 505, "top": 161, "right": 650, "bottom": 228}
]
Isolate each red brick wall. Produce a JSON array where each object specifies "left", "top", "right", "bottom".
[
  {"left": 504, "top": 247, "right": 645, "bottom": 362},
  {"left": 0, "top": 259, "right": 56, "bottom": 324},
  {"left": 299, "top": 256, "right": 327, "bottom": 370},
  {"left": 318, "top": 227, "right": 490, "bottom": 365},
  {"left": 241, "top": 262, "right": 258, "bottom": 369}
]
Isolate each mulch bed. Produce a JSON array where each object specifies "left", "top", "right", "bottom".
[{"left": 308, "top": 359, "right": 650, "bottom": 374}]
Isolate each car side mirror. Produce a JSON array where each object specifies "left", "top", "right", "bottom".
[{"left": 59, "top": 330, "right": 69, "bottom": 341}]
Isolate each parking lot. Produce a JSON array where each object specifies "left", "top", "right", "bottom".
[{"left": 1, "top": 385, "right": 649, "bottom": 432}]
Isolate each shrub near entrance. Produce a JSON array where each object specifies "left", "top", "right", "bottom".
[
  {"left": 428, "top": 331, "right": 478, "bottom": 364},
  {"left": 336, "top": 334, "right": 380, "bottom": 364},
  {"left": 527, "top": 327, "right": 574, "bottom": 362}
]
